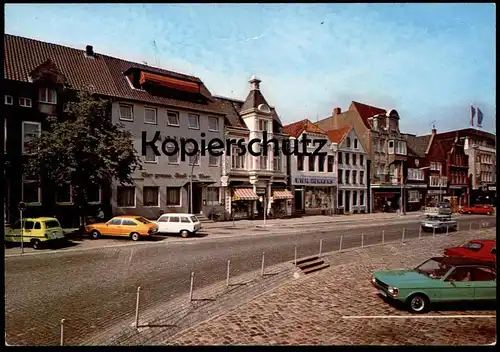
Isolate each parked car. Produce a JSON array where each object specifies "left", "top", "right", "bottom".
[
  {"left": 371, "top": 256, "right": 496, "bottom": 313},
  {"left": 420, "top": 214, "right": 457, "bottom": 232},
  {"left": 444, "top": 239, "right": 496, "bottom": 263},
  {"left": 153, "top": 213, "right": 202, "bottom": 238},
  {"left": 459, "top": 204, "right": 495, "bottom": 215},
  {"left": 424, "top": 201, "right": 452, "bottom": 215},
  {"left": 85, "top": 216, "right": 159, "bottom": 241},
  {"left": 4, "top": 217, "right": 66, "bottom": 249}
]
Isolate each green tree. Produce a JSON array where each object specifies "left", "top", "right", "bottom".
[{"left": 24, "top": 90, "right": 141, "bottom": 229}]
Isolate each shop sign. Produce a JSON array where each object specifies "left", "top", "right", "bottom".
[
  {"left": 405, "top": 184, "right": 427, "bottom": 189},
  {"left": 449, "top": 185, "right": 466, "bottom": 189},
  {"left": 293, "top": 177, "right": 337, "bottom": 186},
  {"left": 489, "top": 186, "right": 496, "bottom": 191},
  {"left": 427, "top": 190, "right": 446, "bottom": 195}
]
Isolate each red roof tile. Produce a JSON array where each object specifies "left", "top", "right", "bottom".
[
  {"left": 325, "top": 125, "right": 353, "bottom": 144},
  {"left": 351, "top": 101, "right": 386, "bottom": 129},
  {"left": 283, "top": 119, "right": 327, "bottom": 138}
]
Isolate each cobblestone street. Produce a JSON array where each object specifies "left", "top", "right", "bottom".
[{"left": 166, "top": 228, "right": 496, "bottom": 346}]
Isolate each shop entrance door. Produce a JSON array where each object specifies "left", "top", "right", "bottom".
[
  {"left": 294, "top": 190, "right": 303, "bottom": 211},
  {"left": 345, "top": 191, "right": 351, "bottom": 212}
]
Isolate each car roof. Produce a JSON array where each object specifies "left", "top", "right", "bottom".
[
  {"left": 160, "top": 213, "right": 196, "bottom": 216},
  {"left": 468, "top": 239, "right": 496, "bottom": 245},
  {"left": 113, "top": 215, "right": 143, "bottom": 218},
  {"left": 431, "top": 256, "right": 496, "bottom": 268},
  {"left": 24, "top": 217, "right": 59, "bottom": 221}
]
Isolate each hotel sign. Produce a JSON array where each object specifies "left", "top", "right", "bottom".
[{"left": 293, "top": 176, "right": 337, "bottom": 186}]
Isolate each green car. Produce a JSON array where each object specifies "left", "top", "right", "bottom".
[{"left": 371, "top": 256, "right": 496, "bottom": 313}]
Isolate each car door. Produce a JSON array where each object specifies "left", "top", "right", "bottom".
[
  {"left": 441, "top": 267, "right": 475, "bottom": 301},
  {"left": 180, "top": 216, "right": 193, "bottom": 232},
  {"left": 157, "top": 215, "right": 169, "bottom": 233},
  {"left": 120, "top": 219, "right": 139, "bottom": 237},
  {"left": 471, "top": 267, "right": 496, "bottom": 300},
  {"left": 105, "top": 218, "right": 123, "bottom": 236},
  {"left": 5, "top": 220, "right": 22, "bottom": 242},
  {"left": 22, "top": 220, "right": 35, "bottom": 243},
  {"left": 168, "top": 216, "right": 180, "bottom": 233}
]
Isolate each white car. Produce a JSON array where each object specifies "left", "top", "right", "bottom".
[{"left": 153, "top": 213, "right": 202, "bottom": 238}]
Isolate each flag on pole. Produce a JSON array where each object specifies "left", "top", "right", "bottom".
[
  {"left": 470, "top": 105, "right": 476, "bottom": 126},
  {"left": 477, "top": 108, "right": 484, "bottom": 128}
]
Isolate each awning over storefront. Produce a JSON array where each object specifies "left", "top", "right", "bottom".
[
  {"left": 272, "top": 189, "right": 294, "bottom": 200},
  {"left": 233, "top": 188, "right": 259, "bottom": 201},
  {"left": 374, "top": 192, "right": 397, "bottom": 198}
]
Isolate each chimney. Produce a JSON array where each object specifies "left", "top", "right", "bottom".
[
  {"left": 249, "top": 74, "right": 261, "bottom": 91},
  {"left": 431, "top": 127, "right": 437, "bottom": 135},
  {"left": 333, "top": 107, "right": 341, "bottom": 116},
  {"left": 85, "top": 45, "right": 94, "bottom": 57}
]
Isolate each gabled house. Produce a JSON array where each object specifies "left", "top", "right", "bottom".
[
  {"left": 326, "top": 126, "right": 368, "bottom": 214},
  {"left": 216, "top": 76, "right": 290, "bottom": 219},
  {"left": 283, "top": 119, "right": 338, "bottom": 216},
  {"left": 316, "top": 101, "right": 408, "bottom": 213},
  {"left": 403, "top": 134, "right": 429, "bottom": 211}
]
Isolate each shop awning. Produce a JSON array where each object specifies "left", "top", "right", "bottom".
[
  {"left": 139, "top": 71, "right": 200, "bottom": 94},
  {"left": 374, "top": 192, "right": 396, "bottom": 198},
  {"left": 272, "top": 189, "right": 294, "bottom": 200},
  {"left": 233, "top": 188, "right": 259, "bottom": 201}
]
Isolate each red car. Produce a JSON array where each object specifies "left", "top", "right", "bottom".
[
  {"left": 459, "top": 204, "right": 495, "bottom": 215},
  {"left": 444, "top": 239, "right": 496, "bottom": 263}
]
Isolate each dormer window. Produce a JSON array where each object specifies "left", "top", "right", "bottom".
[
  {"left": 346, "top": 137, "right": 351, "bottom": 148},
  {"left": 258, "top": 104, "right": 270, "bottom": 113},
  {"left": 258, "top": 119, "right": 269, "bottom": 132},
  {"left": 354, "top": 139, "right": 358, "bottom": 149},
  {"left": 38, "top": 88, "right": 57, "bottom": 104}
]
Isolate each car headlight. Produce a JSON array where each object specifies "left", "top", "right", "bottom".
[
  {"left": 387, "top": 286, "right": 399, "bottom": 297},
  {"left": 371, "top": 276, "right": 376, "bottom": 284}
]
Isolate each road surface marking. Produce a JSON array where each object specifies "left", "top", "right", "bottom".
[{"left": 342, "top": 315, "right": 496, "bottom": 319}]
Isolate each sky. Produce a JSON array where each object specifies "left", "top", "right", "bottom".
[{"left": 4, "top": 3, "right": 496, "bottom": 135}]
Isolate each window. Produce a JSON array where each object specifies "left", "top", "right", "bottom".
[
  {"left": 338, "top": 152, "right": 343, "bottom": 164},
  {"left": 144, "top": 107, "right": 157, "bottom": 124},
  {"left": 207, "top": 187, "right": 220, "bottom": 205},
  {"left": 55, "top": 183, "right": 72, "bottom": 204},
  {"left": 345, "top": 170, "right": 350, "bottom": 184},
  {"left": 318, "top": 155, "right": 325, "bottom": 172},
  {"left": 167, "top": 111, "right": 180, "bottom": 126},
  {"left": 471, "top": 267, "right": 496, "bottom": 281},
  {"left": 352, "top": 154, "right": 357, "bottom": 165},
  {"left": 297, "top": 154, "right": 304, "bottom": 171},
  {"left": 260, "top": 152, "right": 268, "bottom": 170},
  {"left": 187, "top": 145, "right": 199, "bottom": 166},
  {"left": 353, "top": 191, "right": 357, "bottom": 205},
  {"left": 169, "top": 216, "right": 180, "bottom": 223},
  {"left": 119, "top": 104, "right": 134, "bottom": 121},
  {"left": 88, "top": 185, "right": 102, "bottom": 203},
  {"left": 19, "top": 97, "right": 32, "bottom": 108},
  {"left": 38, "top": 88, "right": 57, "bottom": 104},
  {"left": 430, "top": 162, "right": 442, "bottom": 172},
  {"left": 208, "top": 117, "right": 219, "bottom": 132},
  {"left": 274, "top": 151, "right": 282, "bottom": 172},
  {"left": 181, "top": 216, "right": 191, "bottom": 223},
  {"left": 34, "top": 222, "right": 41, "bottom": 230},
  {"left": 167, "top": 144, "right": 179, "bottom": 164},
  {"left": 117, "top": 186, "right": 135, "bottom": 207},
  {"left": 360, "top": 155, "right": 364, "bottom": 166},
  {"left": 143, "top": 186, "right": 159, "bottom": 207},
  {"left": 209, "top": 154, "right": 219, "bottom": 167},
  {"left": 109, "top": 218, "right": 122, "bottom": 226},
  {"left": 258, "top": 119, "right": 269, "bottom": 131},
  {"left": 408, "top": 168, "right": 424, "bottom": 181},
  {"left": 166, "top": 187, "right": 181, "bottom": 206},
  {"left": 388, "top": 140, "right": 394, "bottom": 154},
  {"left": 22, "top": 180, "right": 41, "bottom": 204},
  {"left": 188, "top": 114, "right": 200, "bottom": 129},
  {"left": 122, "top": 219, "right": 138, "bottom": 226},
  {"left": 408, "top": 190, "right": 419, "bottom": 203},
  {"left": 346, "top": 137, "right": 351, "bottom": 148},
  {"left": 5, "top": 95, "right": 13, "bottom": 105},
  {"left": 395, "top": 141, "right": 407, "bottom": 155},
  {"left": 4, "top": 118, "right": 7, "bottom": 153},
  {"left": 345, "top": 153, "right": 349, "bottom": 165},
  {"left": 22, "top": 121, "right": 41, "bottom": 154},
  {"left": 352, "top": 171, "right": 357, "bottom": 184},
  {"left": 360, "top": 171, "right": 364, "bottom": 184},
  {"left": 360, "top": 191, "right": 365, "bottom": 206},
  {"left": 327, "top": 156, "right": 334, "bottom": 172},
  {"left": 354, "top": 139, "right": 358, "bottom": 149},
  {"left": 308, "top": 155, "right": 315, "bottom": 171},
  {"left": 145, "top": 145, "right": 158, "bottom": 163},
  {"left": 429, "top": 176, "right": 447, "bottom": 187},
  {"left": 231, "top": 146, "right": 245, "bottom": 169}
]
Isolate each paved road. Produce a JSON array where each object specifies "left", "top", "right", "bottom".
[{"left": 5, "top": 216, "right": 496, "bottom": 346}]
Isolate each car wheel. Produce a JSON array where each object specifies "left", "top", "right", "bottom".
[
  {"left": 407, "top": 294, "right": 430, "bottom": 313},
  {"left": 180, "top": 230, "right": 190, "bottom": 238},
  {"left": 468, "top": 211, "right": 472, "bottom": 214},
  {"left": 130, "top": 232, "right": 140, "bottom": 241},
  {"left": 91, "top": 230, "right": 101, "bottom": 240},
  {"left": 31, "top": 239, "right": 41, "bottom": 250},
  {"left": 486, "top": 212, "right": 491, "bottom": 215}
]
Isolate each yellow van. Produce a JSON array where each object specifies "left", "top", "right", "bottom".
[{"left": 4, "top": 217, "right": 66, "bottom": 249}]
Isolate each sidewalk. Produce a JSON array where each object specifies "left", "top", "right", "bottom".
[{"left": 164, "top": 228, "right": 496, "bottom": 346}]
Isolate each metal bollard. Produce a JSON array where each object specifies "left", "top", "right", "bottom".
[
  {"left": 261, "top": 251, "right": 265, "bottom": 276},
  {"left": 433, "top": 227, "right": 436, "bottom": 237},
  {"left": 457, "top": 221, "right": 460, "bottom": 232},
  {"left": 382, "top": 230, "right": 385, "bottom": 244},
  {"left": 189, "top": 272, "right": 195, "bottom": 302},
  {"left": 361, "top": 233, "right": 364, "bottom": 248},
  {"left": 418, "top": 226, "right": 422, "bottom": 239},
  {"left": 339, "top": 235, "right": 343, "bottom": 252},
  {"left": 469, "top": 221, "right": 472, "bottom": 231},
  {"left": 226, "top": 260, "right": 231, "bottom": 287},
  {"left": 294, "top": 244, "right": 297, "bottom": 266},
  {"left": 401, "top": 228, "right": 405, "bottom": 243},
  {"left": 135, "top": 286, "right": 141, "bottom": 328},
  {"left": 318, "top": 239, "right": 323, "bottom": 258},
  {"left": 60, "top": 319, "right": 65, "bottom": 346},
  {"left": 446, "top": 225, "right": 449, "bottom": 236}
]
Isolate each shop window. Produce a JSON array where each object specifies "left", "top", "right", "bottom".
[
  {"left": 408, "top": 190, "right": 420, "bottom": 203},
  {"left": 166, "top": 187, "right": 181, "bottom": 206},
  {"left": 206, "top": 187, "right": 220, "bottom": 205},
  {"left": 117, "top": 186, "right": 135, "bottom": 207},
  {"left": 327, "top": 155, "right": 334, "bottom": 172},
  {"left": 308, "top": 155, "right": 315, "bottom": 171},
  {"left": 143, "top": 186, "right": 159, "bottom": 207}
]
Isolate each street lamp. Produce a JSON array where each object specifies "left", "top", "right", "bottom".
[{"left": 189, "top": 146, "right": 209, "bottom": 214}]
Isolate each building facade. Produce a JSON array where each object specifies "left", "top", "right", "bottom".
[
  {"left": 284, "top": 119, "right": 338, "bottom": 216},
  {"left": 326, "top": 126, "right": 367, "bottom": 213},
  {"left": 218, "top": 76, "right": 291, "bottom": 220}
]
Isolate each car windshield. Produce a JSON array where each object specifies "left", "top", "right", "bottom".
[
  {"left": 190, "top": 216, "right": 198, "bottom": 223},
  {"left": 44, "top": 220, "right": 60, "bottom": 229},
  {"left": 135, "top": 217, "right": 151, "bottom": 224},
  {"left": 461, "top": 242, "right": 483, "bottom": 251},
  {"left": 414, "top": 259, "right": 452, "bottom": 279}
]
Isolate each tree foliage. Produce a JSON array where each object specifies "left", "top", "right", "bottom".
[{"left": 25, "top": 90, "right": 141, "bottom": 218}]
